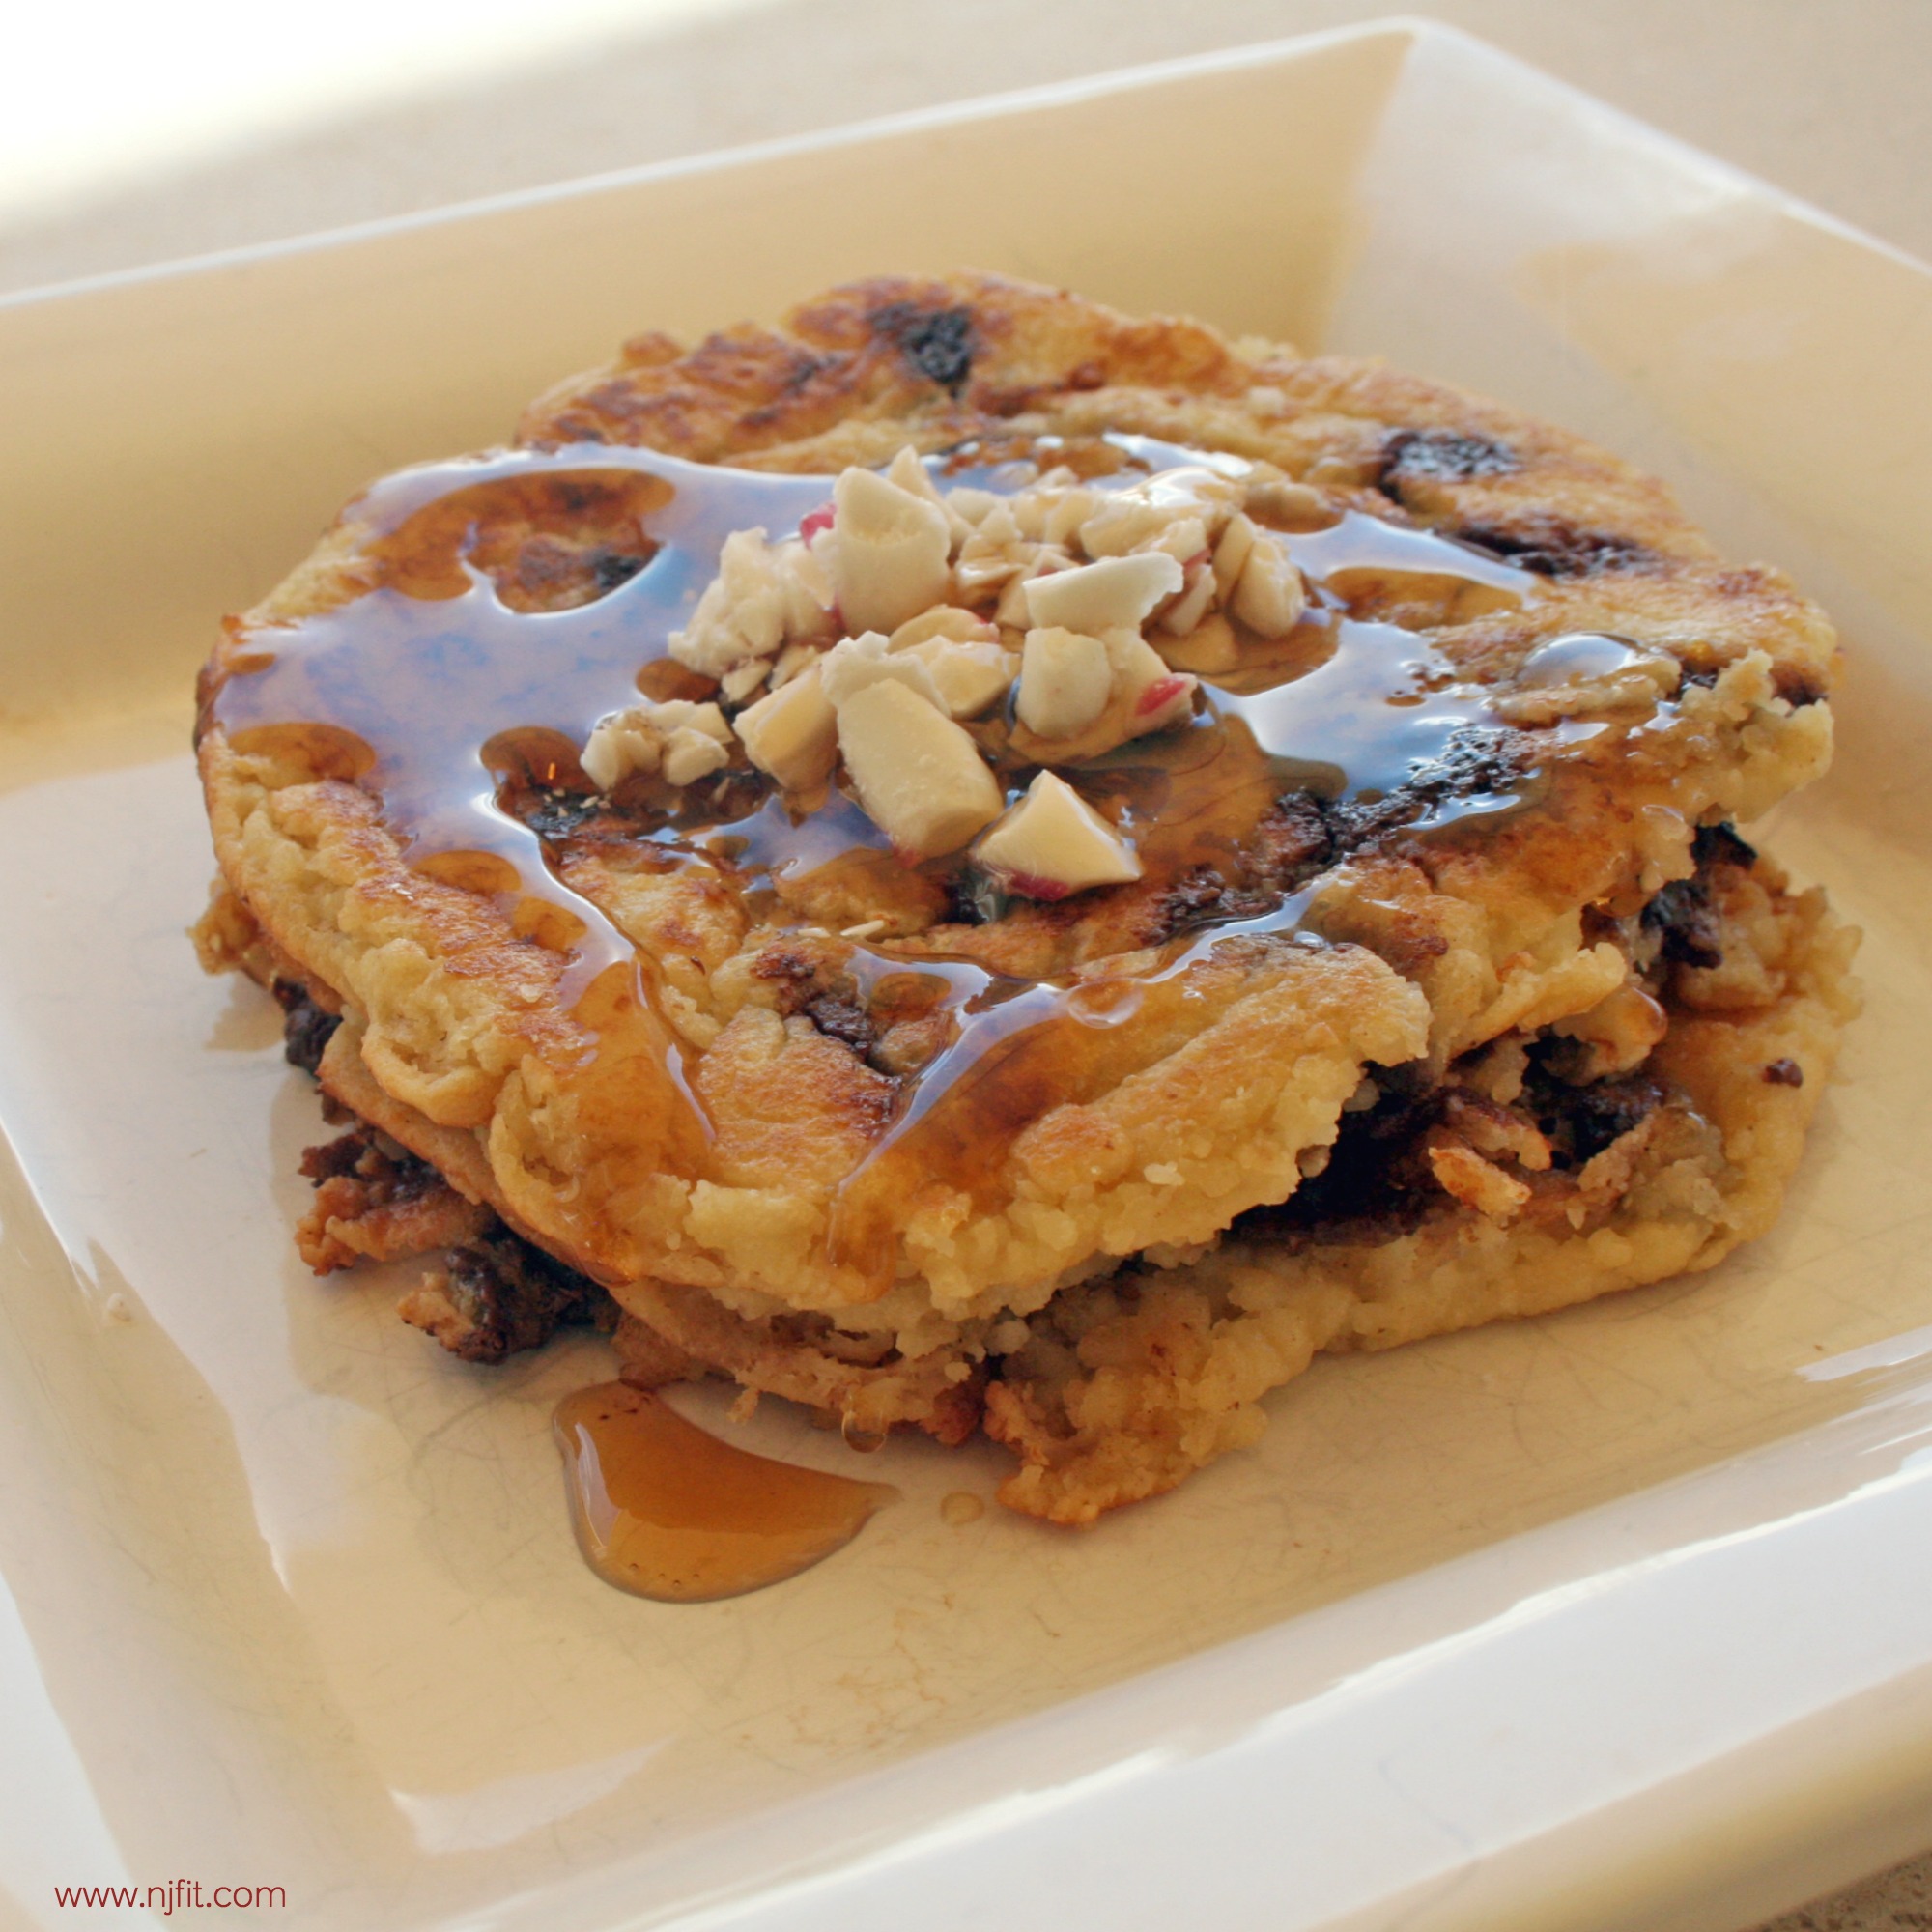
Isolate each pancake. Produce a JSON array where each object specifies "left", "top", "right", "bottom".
[{"left": 193, "top": 271, "right": 1855, "bottom": 1517}]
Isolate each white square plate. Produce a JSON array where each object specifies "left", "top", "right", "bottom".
[{"left": 3, "top": 21, "right": 1931, "bottom": 1932}]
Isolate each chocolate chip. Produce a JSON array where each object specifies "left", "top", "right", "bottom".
[
  {"left": 589, "top": 548, "right": 646, "bottom": 591},
  {"left": 1642, "top": 824, "right": 1754, "bottom": 970},
  {"left": 804, "top": 992, "right": 878, "bottom": 1056},
  {"left": 1691, "top": 822, "right": 1756, "bottom": 871},
  {"left": 1523, "top": 1064, "right": 1666, "bottom": 1166},
  {"left": 876, "top": 303, "right": 975, "bottom": 395},
  {"left": 1379, "top": 428, "right": 1519, "bottom": 489},
  {"left": 273, "top": 979, "right": 342, "bottom": 1075},
  {"left": 1762, "top": 1059, "right": 1804, "bottom": 1087},
  {"left": 298, "top": 1122, "right": 440, "bottom": 1204},
  {"left": 298, "top": 1128, "right": 376, "bottom": 1183},
  {"left": 1642, "top": 879, "right": 1723, "bottom": 969},
  {"left": 1252, "top": 790, "right": 1332, "bottom": 885},
  {"left": 440, "top": 1232, "right": 609, "bottom": 1363},
  {"left": 1457, "top": 514, "right": 1656, "bottom": 578},
  {"left": 946, "top": 870, "right": 1007, "bottom": 926},
  {"left": 1236, "top": 1077, "right": 1443, "bottom": 1236},
  {"left": 1322, "top": 726, "right": 1531, "bottom": 852}
]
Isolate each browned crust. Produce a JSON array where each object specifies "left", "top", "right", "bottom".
[
  {"left": 197, "top": 270, "right": 1842, "bottom": 1331},
  {"left": 610, "top": 1280, "right": 984, "bottom": 1447},
  {"left": 985, "top": 860, "right": 1861, "bottom": 1522}
]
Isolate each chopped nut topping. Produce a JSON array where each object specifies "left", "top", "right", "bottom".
[
  {"left": 976, "top": 771, "right": 1142, "bottom": 899},
  {"left": 1015, "top": 625, "right": 1113, "bottom": 739},
  {"left": 825, "top": 466, "right": 953, "bottom": 636},
  {"left": 1076, "top": 465, "right": 1243, "bottom": 557},
  {"left": 1428, "top": 1140, "right": 1531, "bottom": 1220},
  {"left": 582, "top": 698, "right": 734, "bottom": 790},
  {"left": 953, "top": 517, "right": 1068, "bottom": 606},
  {"left": 1229, "top": 526, "right": 1305, "bottom": 637},
  {"left": 1210, "top": 512, "right": 1257, "bottom": 599},
  {"left": 901, "top": 635, "right": 1018, "bottom": 720},
  {"left": 819, "top": 629, "right": 949, "bottom": 710},
  {"left": 1551, "top": 980, "right": 1670, "bottom": 1078},
  {"left": 1243, "top": 473, "right": 1325, "bottom": 524},
  {"left": 1021, "top": 551, "right": 1183, "bottom": 634},
  {"left": 1013, "top": 625, "right": 1197, "bottom": 758},
  {"left": 735, "top": 663, "right": 838, "bottom": 791},
  {"left": 835, "top": 679, "right": 1004, "bottom": 859},
  {"left": 668, "top": 528, "right": 833, "bottom": 693},
  {"left": 633, "top": 443, "right": 1323, "bottom": 897},
  {"left": 887, "top": 605, "right": 999, "bottom": 652}
]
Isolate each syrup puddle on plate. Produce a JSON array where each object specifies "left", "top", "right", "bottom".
[{"left": 554, "top": 1382, "right": 897, "bottom": 1601}]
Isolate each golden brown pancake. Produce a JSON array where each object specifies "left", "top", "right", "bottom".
[{"left": 193, "top": 271, "right": 1855, "bottom": 1517}]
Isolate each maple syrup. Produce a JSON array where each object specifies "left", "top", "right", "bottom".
[
  {"left": 204, "top": 430, "right": 1597, "bottom": 1294},
  {"left": 554, "top": 1382, "right": 895, "bottom": 1601}
]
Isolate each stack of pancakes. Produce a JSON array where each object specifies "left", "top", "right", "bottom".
[{"left": 194, "top": 273, "right": 1858, "bottom": 1522}]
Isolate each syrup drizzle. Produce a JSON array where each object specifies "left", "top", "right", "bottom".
[
  {"left": 554, "top": 1383, "right": 895, "bottom": 1600},
  {"left": 206, "top": 433, "right": 1587, "bottom": 1291}
]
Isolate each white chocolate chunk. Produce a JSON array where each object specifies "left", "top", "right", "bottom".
[
  {"left": 735, "top": 663, "right": 838, "bottom": 791},
  {"left": 976, "top": 771, "right": 1142, "bottom": 899},
  {"left": 1231, "top": 529, "right": 1307, "bottom": 637},
  {"left": 582, "top": 698, "right": 732, "bottom": 790},
  {"left": 1022, "top": 551, "right": 1182, "bottom": 634},
  {"left": 1017, "top": 627, "right": 1113, "bottom": 738},
  {"left": 830, "top": 467, "right": 953, "bottom": 635},
  {"left": 819, "top": 630, "right": 947, "bottom": 710},
  {"left": 836, "top": 679, "right": 1004, "bottom": 859}
]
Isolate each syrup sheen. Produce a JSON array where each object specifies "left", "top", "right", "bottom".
[
  {"left": 206, "top": 434, "right": 1581, "bottom": 1288},
  {"left": 553, "top": 1383, "right": 895, "bottom": 1601}
]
